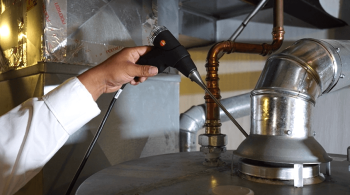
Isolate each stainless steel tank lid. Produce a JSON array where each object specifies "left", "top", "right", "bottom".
[
  {"left": 76, "top": 151, "right": 350, "bottom": 195},
  {"left": 209, "top": 185, "right": 254, "bottom": 195}
]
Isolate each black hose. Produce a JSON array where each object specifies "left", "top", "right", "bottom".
[{"left": 65, "top": 84, "right": 126, "bottom": 195}]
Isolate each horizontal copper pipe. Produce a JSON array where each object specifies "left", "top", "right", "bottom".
[{"left": 205, "top": 0, "right": 284, "bottom": 135}]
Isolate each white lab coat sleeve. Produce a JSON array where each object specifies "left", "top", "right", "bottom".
[{"left": 0, "top": 77, "right": 101, "bottom": 195}]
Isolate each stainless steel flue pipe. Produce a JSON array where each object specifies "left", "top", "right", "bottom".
[
  {"left": 234, "top": 39, "right": 350, "bottom": 164},
  {"left": 180, "top": 93, "right": 251, "bottom": 152}
]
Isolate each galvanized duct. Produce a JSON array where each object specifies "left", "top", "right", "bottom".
[
  {"left": 234, "top": 39, "right": 350, "bottom": 164},
  {"left": 180, "top": 92, "right": 251, "bottom": 152}
]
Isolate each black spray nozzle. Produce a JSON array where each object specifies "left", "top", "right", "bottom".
[{"left": 137, "top": 26, "right": 197, "bottom": 77}]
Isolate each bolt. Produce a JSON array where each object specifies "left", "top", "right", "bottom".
[
  {"left": 286, "top": 130, "right": 292, "bottom": 135},
  {"left": 336, "top": 48, "right": 341, "bottom": 53},
  {"left": 340, "top": 74, "right": 345, "bottom": 78}
]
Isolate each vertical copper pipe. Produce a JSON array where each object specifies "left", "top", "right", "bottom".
[
  {"left": 205, "top": 42, "right": 232, "bottom": 134},
  {"left": 204, "top": 0, "right": 284, "bottom": 135},
  {"left": 274, "top": 0, "right": 283, "bottom": 28}
]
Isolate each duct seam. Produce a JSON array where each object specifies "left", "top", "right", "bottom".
[
  {"left": 252, "top": 89, "right": 315, "bottom": 104},
  {"left": 268, "top": 54, "right": 322, "bottom": 91}
]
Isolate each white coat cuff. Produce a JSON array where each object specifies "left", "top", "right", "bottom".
[{"left": 43, "top": 77, "right": 101, "bottom": 135}]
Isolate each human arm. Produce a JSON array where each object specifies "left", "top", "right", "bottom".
[
  {"left": 0, "top": 78, "right": 101, "bottom": 195},
  {"left": 0, "top": 46, "right": 157, "bottom": 195}
]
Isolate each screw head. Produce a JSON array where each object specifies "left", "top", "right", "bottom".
[
  {"left": 313, "top": 131, "right": 316, "bottom": 136},
  {"left": 340, "top": 74, "right": 345, "bottom": 78},
  {"left": 337, "top": 48, "right": 341, "bottom": 53},
  {"left": 286, "top": 130, "right": 292, "bottom": 135}
]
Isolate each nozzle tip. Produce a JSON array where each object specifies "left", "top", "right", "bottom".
[{"left": 188, "top": 70, "right": 206, "bottom": 90}]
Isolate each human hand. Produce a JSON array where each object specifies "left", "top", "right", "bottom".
[{"left": 78, "top": 46, "right": 158, "bottom": 100}]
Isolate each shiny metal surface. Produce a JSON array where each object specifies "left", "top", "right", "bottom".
[
  {"left": 198, "top": 133, "right": 227, "bottom": 166},
  {"left": 251, "top": 94, "right": 312, "bottom": 137},
  {"left": 237, "top": 159, "right": 324, "bottom": 187},
  {"left": 76, "top": 151, "right": 350, "bottom": 195},
  {"left": 276, "top": 39, "right": 339, "bottom": 93},
  {"left": 326, "top": 162, "right": 331, "bottom": 176},
  {"left": 256, "top": 56, "right": 321, "bottom": 101},
  {"left": 294, "top": 164, "right": 304, "bottom": 187},
  {"left": 233, "top": 135, "right": 332, "bottom": 164},
  {"left": 179, "top": 130, "right": 197, "bottom": 152},
  {"left": 180, "top": 105, "right": 206, "bottom": 134},
  {"left": 270, "top": 39, "right": 350, "bottom": 94},
  {"left": 234, "top": 39, "right": 350, "bottom": 165},
  {"left": 179, "top": 104, "right": 205, "bottom": 152},
  {"left": 200, "top": 146, "right": 226, "bottom": 154},
  {"left": 239, "top": 160, "right": 321, "bottom": 180},
  {"left": 202, "top": 0, "right": 283, "bottom": 148},
  {"left": 179, "top": 93, "right": 250, "bottom": 152},
  {"left": 200, "top": 146, "right": 227, "bottom": 167},
  {"left": 188, "top": 69, "right": 206, "bottom": 89},
  {"left": 319, "top": 39, "right": 350, "bottom": 92},
  {"left": 219, "top": 93, "right": 251, "bottom": 122},
  {"left": 238, "top": 172, "right": 325, "bottom": 187},
  {"left": 189, "top": 69, "right": 248, "bottom": 163},
  {"left": 198, "top": 134, "right": 227, "bottom": 147}
]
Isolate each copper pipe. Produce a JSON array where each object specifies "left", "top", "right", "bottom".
[{"left": 204, "top": 0, "right": 284, "bottom": 135}]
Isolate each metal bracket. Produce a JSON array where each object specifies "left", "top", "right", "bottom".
[
  {"left": 326, "top": 162, "right": 331, "bottom": 176},
  {"left": 294, "top": 164, "right": 303, "bottom": 187}
]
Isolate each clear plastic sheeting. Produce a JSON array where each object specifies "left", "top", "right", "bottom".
[
  {"left": 43, "top": 0, "right": 67, "bottom": 62},
  {"left": 43, "top": 0, "right": 157, "bottom": 66},
  {"left": 0, "top": 0, "right": 157, "bottom": 73}
]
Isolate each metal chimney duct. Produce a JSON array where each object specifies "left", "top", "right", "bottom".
[{"left": 234, "top": 38, "right": 350, "bottom": 186}]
